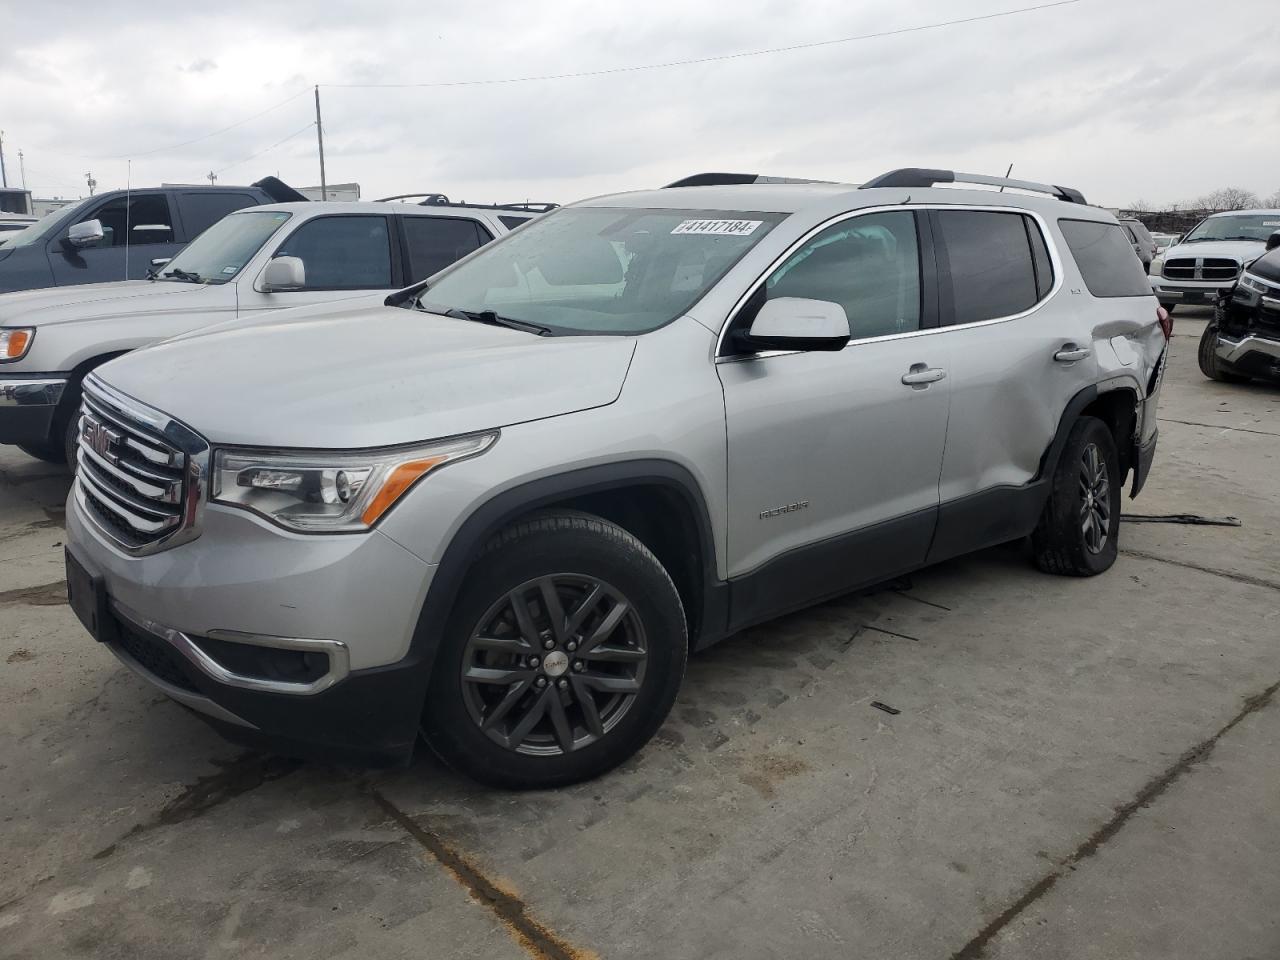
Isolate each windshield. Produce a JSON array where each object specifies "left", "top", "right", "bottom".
[
  {"left": 1183, "top": 214, "right": 1280, "bottom": 243},
  {"left": 417, "top": 206, "right": 785, "bottom": 335},
  {"left": 157, "top": 210, "right": 292, "bottom": 284},
  {"left": 1, "top": 198, "right": 95, "bottom": 249}
]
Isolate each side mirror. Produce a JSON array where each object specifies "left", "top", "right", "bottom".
[
  {"left": 1267, "top": 231, "right": 1280, "bottom": 252},
  {"left": 261, "top": 256, "right": 306, "bottom": 292},
  {"left": 741, "top": 297, "right": 850, "bottom": 352},
  {"left": 64, "top": 219, "right": 105, "bottom": 250}
]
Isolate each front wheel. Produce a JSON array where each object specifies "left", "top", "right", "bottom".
[
  {"left": 1032, "top": 417, "right": 1121, "bottom": 577},
  {"left": 422, "top": 511, "right": 687, "bottom": 789},
  {"left": 1197, "top": 312, "right": 1250, "bottom": 384}
]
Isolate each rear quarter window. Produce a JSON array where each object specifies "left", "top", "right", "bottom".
[{"left": 1058, "top": 219, "right": 1152, "bottom": 298}]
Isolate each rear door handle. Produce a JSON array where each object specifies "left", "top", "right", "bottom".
[
  {"left": 901, "top": 363, "right": 947, "bottom": 387},
  {"left": 1053, "top": 344, "right": 1091, "bottom": 363}
]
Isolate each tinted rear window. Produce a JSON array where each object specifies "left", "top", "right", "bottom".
[
  {"left": 1058, "top": 219, "right": 1152, "bottom": 298},
  {"left": 178, "top": 192, "right": 261, "bottom": 237},
  {"left": 934, "top": 210, "right": 1040, "bottom": 324}
]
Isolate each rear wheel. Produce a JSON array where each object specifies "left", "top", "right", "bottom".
[
  {"left": 422, "top": 511, "right": 687, "bottom": 788},
  {"left": 1032, "top": 417, "right": 1120, "bottom": 577},
  {"left": 1197, "top": 314, "right": 1250, "bottom": 384}
]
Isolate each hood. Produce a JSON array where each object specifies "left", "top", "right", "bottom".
[
  {"left": 96, "top": 304, "right": 637, "bottom": 448},
  {"left": 1162, "top": 239, "right": 1266, "bottom": 263},
  {"left": 0, "top": 279, "right": 218, "bottom": 327}
]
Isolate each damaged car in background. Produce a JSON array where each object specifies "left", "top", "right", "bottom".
[{"left": 1198, "top": 230, "right": 1280, "bottom": 384}]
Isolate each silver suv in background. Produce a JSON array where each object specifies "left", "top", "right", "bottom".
[
  {"left": 0, "top": 198, "right": 547, "bottom": 465},
  {"left": 64, "top": 168, "right": 1168, "bottom": 788},
  {"left": 1151, "top": 209, "right": 1280, "bottom": 312},
  {"left": 1119, "top": 217, "right": 1157, "bottom": 273}
]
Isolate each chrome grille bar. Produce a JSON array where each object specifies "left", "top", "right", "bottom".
[{"left": 75, "top": 376, "right": 210, "bottom": 555}]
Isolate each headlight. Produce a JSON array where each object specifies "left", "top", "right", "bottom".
[
  {"left": 1241, "top": 274, "right": 1269, "bottom": 294},
  {"left": 0, "top": 327, "right": 35, "bottom": 362},
  {"left": 211, "top": 432, "right": 497, "bottom": 532}
]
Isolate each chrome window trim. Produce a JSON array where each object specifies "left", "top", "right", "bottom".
[
  {"left": 112, "top": 599, "right": 351, "bottom": 696},
  {"left": 714, "top": 202, "right": 1067, "bottom": 363},
  {"left": 76, "top": 374, "right": 211, "bottom": 556}
]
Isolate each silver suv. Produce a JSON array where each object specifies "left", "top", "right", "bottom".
[{"left": 63, "top": 169, "right": 1170, "bottom": 788}]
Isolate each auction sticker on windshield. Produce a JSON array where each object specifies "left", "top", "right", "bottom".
[{"left": 671, "top": 219, "right": 763, "bottom": 236}]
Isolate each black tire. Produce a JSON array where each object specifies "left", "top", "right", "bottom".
[
  {"left": 15, "top": 382, "right": 81, "bottom": 468},
  {"left": 1197, "top": 313, "right": 1250, "bottom": 384},
  {"left": 421, "top": 510, "right": 688, "bottom": 789},
  {"left": 1032, "top": 417, "right": 1121, "bottom": 577}
]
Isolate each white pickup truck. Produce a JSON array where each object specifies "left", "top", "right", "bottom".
[{"left": 0, "top": 198, "right": 546, "bottom": 463}]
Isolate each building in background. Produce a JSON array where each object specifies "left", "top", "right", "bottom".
[
  {"left": 0, "top": 187, "right": 33, "bottom": 215},
  {"left": 300, "top": 183, "right": 361, "bottom": 202}
]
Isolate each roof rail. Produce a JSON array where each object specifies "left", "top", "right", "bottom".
[
  {"left": 372, "top": 193, "right": 559, "bottom": 214},
  {"left": 664, "top": 173, "right": 835, "bottom": 188},
  {"left": 859, "top": 168, "right": 1087, "bottom": 205}
]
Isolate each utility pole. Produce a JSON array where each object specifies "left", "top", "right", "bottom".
[
  {"left": 314, "top": 85, "right": 327, "bottom": 198},
  {"left": 0, "top": 130, "right": 8, "bottom": 188},
  {"left": 85, "top": 172, "right": 97, "bottom": 196},
  {"left": 207, "top": 171, "right": 218, "bottom": 185}
]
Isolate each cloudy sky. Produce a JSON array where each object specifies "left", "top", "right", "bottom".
[{"left": 3, "top": 0, "right": 1278, "bottom": 209}]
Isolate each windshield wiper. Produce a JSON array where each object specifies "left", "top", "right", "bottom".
[
  {"left": 439, "top": 306, "right": 552, "bottom": 337},
  {"left": 161, "top": 268, "right": 204, "bottom": 284}
]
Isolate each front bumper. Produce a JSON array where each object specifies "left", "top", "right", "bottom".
[
  {"left": 66, "top": 494, "right": 438, "bottom": 766},
  {"left": 0, "top": 375, "right": 66, "bottom": 445},
  {"left": 1216, "top": 332, "right": 1280, "bottom": 366},
  {"left": 1149, "top": 277, "right": 1233, "bottom": 305}
]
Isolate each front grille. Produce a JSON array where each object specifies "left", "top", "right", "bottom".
[
  {"left": 1202, "top": 258, "right": 1240, "bottom": 283},
  {"left": 76, "top": 382, "right": 192, "bottom": 551},
  {"left": 114, "top": 621, "right": 201, "bottom": 692},
  {"left": 1162, "top": 257, "right": 1240, "bottom": 283}
]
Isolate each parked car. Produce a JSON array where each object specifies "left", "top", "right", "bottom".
[
  {"left": 1197, "top": 231, "right": 1280, "bottom": 383},
  {"left": 0, "top": 214, "right": 38, "bottom": 244},
  {"left": 1151, "top": 209, "right": 1280, "bottom": 313},
  {"left": 1148, "top": 232, "right": 1181, "bottom": 277},
  {"left": 1120, "top": 217, "right": 1158, "bottom": 273},
  {"left": 0, "top": 178, "right": 307, "bottom": 295},
  {"left": 63, "top": 168, "right": 1168, "bottom": 788},
  {"left": 0, "top": 198, "right": 546, "bottom": 464}
]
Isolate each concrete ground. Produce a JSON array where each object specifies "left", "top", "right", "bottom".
[{"left": 1, "top": 306, "right": 1277, "bottom": 960}]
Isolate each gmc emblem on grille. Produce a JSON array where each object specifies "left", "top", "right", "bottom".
[{"left": 81, "top": 418, "right": 124, "bottom": 463}]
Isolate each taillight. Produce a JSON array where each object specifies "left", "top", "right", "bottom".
[{"left": 1157, "top": 305, "right": 1172, "bottom": 340}]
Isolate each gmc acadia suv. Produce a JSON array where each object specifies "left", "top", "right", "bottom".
[{"left": 63, "top": 169, "right": 1169, "bottom": 788}]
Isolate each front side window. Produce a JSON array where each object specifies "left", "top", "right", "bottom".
[
  {"left": 81, "top": 194, "right": 174, "bottom": 247},
  {"left": 754, "top": 210, "right": 921, "bottom": 340},
  {"left": 274, "top": 215, "right": 392, "bottom": 289},
  {"left": 402, "top": 216, "right": 491, "bottom": 282},
  {"left": 935, "top": 210, "right": 1040, "bottom": 324},
  {"left": 418, "top": 207, "right": 785, "bottom": 335},
  {"left": 159, "top": 210, "right": 292, "bottom": 284},
  {"left": 1183, "top": 214, "right": 1280, "bottom": 243},
  {"left": 1059, "top": 219, "right": 1158, "bottom": 298}
]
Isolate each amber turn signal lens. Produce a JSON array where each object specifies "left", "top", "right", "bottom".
[
  {"left": 3, "top": 329, "right": 32, "bottom": 359},
  {"left": 360, "top": 456, "right": 448, "bottom": 525}
]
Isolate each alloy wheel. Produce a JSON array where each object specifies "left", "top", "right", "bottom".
[
  {"left": 461, "top": 574, "right": 648, "bottom": 756},
  {"left": 1079, "top": 442, "right": 1111, "bottom": 554}
]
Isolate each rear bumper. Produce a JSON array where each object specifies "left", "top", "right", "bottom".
[
  {"left": 0, "top": 376, "right": 66, "bottom": 445},
  {"left": 1131, "top": 428, "right": 1158, "bottom": 498}
]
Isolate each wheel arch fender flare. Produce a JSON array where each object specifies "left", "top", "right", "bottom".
[
  {"left": 406, "top": 459, "right": 724, "bottom": 683},
  {"left": 1036, "top": 382, "right": 1142, "bottom": 485}
]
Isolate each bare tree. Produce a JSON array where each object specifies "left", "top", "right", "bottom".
[
  {"left": 1126, "top": 199, "right": 1152, "bottom": 213},
  {"left": 1198, "top": 187, "right": 1261, "bottom": 211},
  {"left": 1265, "top": 189, "right": 1280, "bottom": 208}
]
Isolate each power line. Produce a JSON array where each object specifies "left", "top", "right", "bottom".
[
  {"left": 323, "top": 0, "right": 1082, "bottom": 89},
  {"left": 212, "top": 121, "right": 317, "bottom": 176},
  {"left": 97, "top": 87, "right": 312, "bottom": 159}
]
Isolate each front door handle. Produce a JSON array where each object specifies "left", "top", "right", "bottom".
[
  {"left": 1053, "top": 343, "right": 1091, "bottom": 363},
  {"left": 901, "top": 363, "right": 947, "bottom": 388}
]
